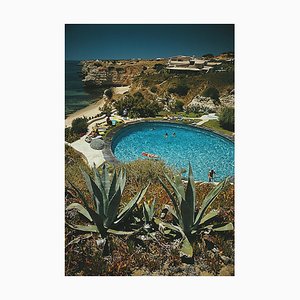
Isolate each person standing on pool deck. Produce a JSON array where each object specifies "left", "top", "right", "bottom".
[{"left": 208, "top": 169, "right": 216, "bottom": 182}]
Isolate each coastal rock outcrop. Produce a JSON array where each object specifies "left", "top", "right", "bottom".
[
  {"left": 187, "top": 93, "right": 234, "bottom": 113},
  {"left": 187, "top": 95, "right": 218, "bottom": 112},
  {"left": 81, "top": 60, "right": 145, "bottom": 87}
]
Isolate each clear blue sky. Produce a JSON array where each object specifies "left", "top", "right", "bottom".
[{"left": 65, "top": 24, "right": 234, "bottom": 60}]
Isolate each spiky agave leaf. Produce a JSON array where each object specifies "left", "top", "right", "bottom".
[
  {"left": 66, "top": 222, "right": 99, "bottom": 233},
  {"left": 81, "top": 169, "right": 106, "bottom": 217},
  {"left": 150, "top": 199, "right": 156, "bottom": 219},
  {"left": 163, "top": 205, "right": 179, "bottom": 222},
  {"left": 67, "top": 180, "right": 107, "bottom": 238},
  {"left": 211, "top": 222, "right": 234, "bottom": 232},
  {"left": 108, "top": 170, "right": 118, "bottom": 200},
  {"left": 199, "top": 209, "right": 219, "bottom": 225},
  {"left": 66, "top": 203, "right": 92, "bottom": 222},
  {"left": 92, "top": 164, "right": 109, "bottom": 214},
  {"left": 164, "top": 173, "right": 185, "bottom": 204},
  {"left": 154, "top": 218, "right": 193, "bottom": 258},
  {"left": 174, "top": 174, "right": 185, "bottom": 199},
  {"left": 143, "top": 202, "right": 151, "bottom": 223},
  {"left": 118, "top": 168, "right": 126, "bottom": 194},
  {"left": 66, "top": 222, "right": 139, "bottom": 235},
  {"left": 105, "top": 186, "right": 122, "bottom": 228},
  {"left": 193, "top": 178, "right": 228, "bottom": 228},
  {"left": 159, "top": 177, "right": 183, "bottom": 228},
  {"left": 101, "top": 163, "right": 111, "bottom": 196},
  {"left": 114, "top": 183, "right": 149, "bottom": 225},
  {"left": 143, "top": 199, "right": 156, "bottom": 223},
  {"left": 181, "top": 164, "right": 196, "bottom": 233}
]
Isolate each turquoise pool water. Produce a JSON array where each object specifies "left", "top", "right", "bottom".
[{"left": 111, "top": 122, "right": 234, "bottom": 181}]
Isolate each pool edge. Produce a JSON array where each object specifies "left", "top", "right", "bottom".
[{"left": 103, "top": 120, "right": 234, "bottom": 167}]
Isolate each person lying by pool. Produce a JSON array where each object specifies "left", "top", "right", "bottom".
[{"left": 208, "top": 169, "right": 216, "bottom": 182}]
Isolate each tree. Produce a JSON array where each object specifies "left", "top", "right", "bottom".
[
  {"left": 71, "top": 117, "right": 88, "bottom": 134},
  {"left": 168, "top": 84, "right": 189, "bottom": 96},
  {"left": 219, "top": 107, "right": 234, "bottom": 131},
  {"left": 172, "top": 100, "right": 184, "bottom": 112},
  {"left": 104, "top": 88, "right": 113, "bottom": 99},
  {"left": 114, "top": 94, "right": 161, "bottom": 118},
  {"left": 202, "top": 87, "right": 220, "bottom": 100}
]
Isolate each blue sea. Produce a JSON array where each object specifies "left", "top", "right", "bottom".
[{"left": 65, "top": 60, "right": 105, "bottom": 116}]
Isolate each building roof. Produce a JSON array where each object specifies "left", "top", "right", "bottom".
[
  {"left": 192, "top": 59, "right": 206, "bottom": 64},
  {"left": 166, "top": 66, "right": 201, "bottom": 71},
  {"left": 206, "top": 62, "right": 222, "bottom": 66}
]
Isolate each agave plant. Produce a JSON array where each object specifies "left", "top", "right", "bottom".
[
  {"left": 156, "top": 164, "right": 233, "bottom": 258},
  {"left": 142, "top": 199, "right": 156, "bottom": 225},
  {"left": 66, "top": 163, "right": 149, "bottom": 241}
]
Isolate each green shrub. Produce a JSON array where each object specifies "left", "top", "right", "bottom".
[
  {"left": 219, "top": 107, "right": 234, "bottom": 131},
  {"left": 131, "top": 98, "right": 162, "bottom": 118},
  {"left": 201, "top": 87, "right": 220, "bottom": 100},
  {"left": 171, "top": 100, "right": 184, "bottom": 112},
  {"left": 104, "top": 88, "right": 113, "bottom": 99},
  {"left": 114, "top": 95, "right": 139, "bottom": 116},
  {"left": 114, "top": 94, "right": 162, "bottom": 118},
  {"left": 168, "top": 84, "right": 189, "bottom": 96},
  {"left": 71, "top": 117, "right": 88, "bottom": 135},
  {"left": 65, "top": 127, "right": 81, "bottom": 143},
  {"left": 150, "top": 86, "right": 158, "bottom": 93},
  {"left": 153, "top": 63, "right": 164, "bottom": 72}
]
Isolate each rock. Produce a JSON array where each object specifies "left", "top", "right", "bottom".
[
  {"left": 187, "top": 95, "right": 217, "bottom": 112},
  {"left": 80, "top": 60, "right": 144, "bottom": 87},
  {"left": 219, "top": 94, "right": 234, "bottom": 106}
]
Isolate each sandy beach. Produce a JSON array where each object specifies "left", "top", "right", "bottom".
[{"left": 65, "top": 85, "right": 130, "bottom": 127}]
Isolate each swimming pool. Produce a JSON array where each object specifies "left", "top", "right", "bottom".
[{"left": 111, "top": 122, "right": 234, "bottom": 181}]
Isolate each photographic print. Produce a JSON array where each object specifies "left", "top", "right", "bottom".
[{"left": 65, "top": 24, "right": 234, "bottom": 276}]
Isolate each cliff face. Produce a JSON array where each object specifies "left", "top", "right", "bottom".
[{"left": 81, "top": 60, "right": 147, "bottom": 87}]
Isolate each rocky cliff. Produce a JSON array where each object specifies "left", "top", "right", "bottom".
[{"left": 80, "top": 59, "right": 158, "bottom": 88}]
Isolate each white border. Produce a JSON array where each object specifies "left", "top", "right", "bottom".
[{"left": 1, "top": 0, "right": 299, "bottom": 299}]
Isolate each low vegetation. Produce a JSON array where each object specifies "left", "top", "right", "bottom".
[
  {"left": 201, "top": 87, "right": 220, "bottom": 100},
  {"left": 65, "top": 127, "right": 81, "bottom": 143},
  {"left": 219, "top": 107, "right": 234, "bottom": 131},
  {"left": 71, "top": 117, "right": 88, "bottom": 134},
  {"left": 202, "top": 119, "right": 234, "bottom": 137},
  {"left": 65, "top": 153, "right": 234, "bottom": 276},
  {"left": 168, "top": 84, "right": 190, "bottom": 96},
  {"left": 114, "top": 93, "right": 162, "bottom": 118}
]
